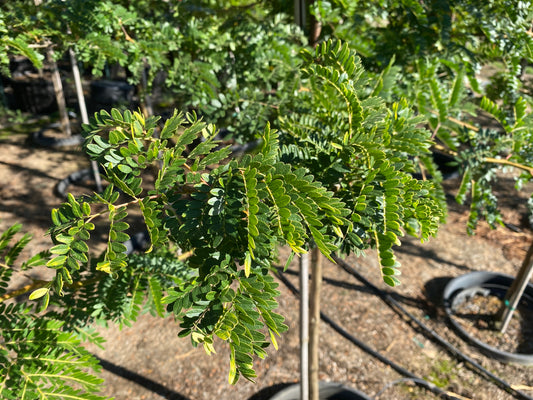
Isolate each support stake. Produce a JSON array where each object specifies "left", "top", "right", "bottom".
[
  {"left": 300, "top": 252, "right": 309, "bottom": 400},
  {"left": 495, "top": 239, "right": 533, "bottom": 333}
]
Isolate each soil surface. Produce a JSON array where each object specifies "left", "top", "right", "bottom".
[
  {"left": 453, "top": 294, "right": 533, "bottom": 355},
  {"left": 1, "top": 122, "right": 533, "bottom": 400}
]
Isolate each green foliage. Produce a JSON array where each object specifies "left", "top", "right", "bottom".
[
  {"left": 1, "top": 24, "right": 453, "bottom": 389},
  {"left": 167, "top": 6, "right": 305, "bottom": 141},
  {"left": 0, "top": 222, "right": 108, "bottom": 400},
  {"left": 1, "top": 1, "right": 305, "bottom": 142},
  {"left": 1, "top": 34, "right": 447, "bottom": 387},
  {"left": 0, "top": 8, "right": 43, "bottom": 74},
  {"left": 454, "top": 95, "right": 533, "bottom": 233},
  {"left": 0, "top": 0, "right": 181, "bottom": 86},
  {"left": 40, "top": 106, "right": 350, "bottom": 383},
  {"left": 316, "top": 0, "right": 533, "bottom": 237},
  {"left": 427, "top": 359, "right": 458, "bottom": 389},
  {"left": 48, "top": 248, "right": 192, "bottom": 329},
  {"left": 407, "top": 54, "right": 533, "bottom": 234},
  {"left": 0, "top": 0, "right": 477, "bottom": 393},
  {"left": 3, "top": 0, "right": 530, "bottom": 395},
  {"left": 0, "top": 302, "right": 109, "bottom": 400},
  {"left": 279, "top": 41, "right": 446, "bottom": 284}
]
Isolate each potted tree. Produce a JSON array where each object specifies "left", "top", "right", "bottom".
[
  {"left": 0, "top": 39, "right": 447, "bottom": 399},
  {"left": 270, "top": 40, "right": 446, "bottom": 399},
  {"left": 434, "top": 94, "right": 533, "bottom": 365},
  {"left": 307, "top": 0, "right": 533, "bottom": 367},
  {"left": 392, "top": 26, "right": 533, "bottom": 364}
]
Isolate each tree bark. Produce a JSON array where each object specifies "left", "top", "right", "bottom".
[
  {"left": 308, "top": 0, "right": 322, "bottom": 48},
  {"left": 48, "top": 51, "right": 71, "bottom": 136}
]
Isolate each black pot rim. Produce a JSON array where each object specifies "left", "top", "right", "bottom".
[
  {"left": 442, "top": 271, "right": 533, "bottom": 366},
  {"left": 267, "top": 381, "right": 372, "bottom": 400}
]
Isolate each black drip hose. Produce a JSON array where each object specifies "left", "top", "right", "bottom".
[
  {"left": 332, "top": 255, "right": 533, "bottom": 400},
  {"left": 275, "top": 269, "right": 460, "bottom": 400}
]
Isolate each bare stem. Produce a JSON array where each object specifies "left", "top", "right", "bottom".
[{"left": 432, "top": 144, "right": 533, "bottom": 176}]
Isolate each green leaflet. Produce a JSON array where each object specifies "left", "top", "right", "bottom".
[
  {"left": 0, "top": 302, "right": 108, "bottom": 400},
  {"left": 280, "top": 39, "right": 445, "bottom": 283},
  {"left": 148, "top": 276, "right": 165, "bottom": 317}
]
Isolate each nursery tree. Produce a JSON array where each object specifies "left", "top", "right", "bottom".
[
  {"left": 2, "top": 1, "right": 531, "bottom": 399},
  {"left": 0, "top": 40, "right": 448, "bottom": 399},
  {"left": 308, "top": 0, "right": 533, "bottom": 337},
  {"left": 280, "top": 40, "right": 447, "bottom": 399},
  {"left": 416, "top": 65, "right": 533, "bottom": 333}
]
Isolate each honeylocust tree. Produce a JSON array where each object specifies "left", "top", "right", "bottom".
[{"left": 0, "top": 41, "right": 446, "bottom": 399}]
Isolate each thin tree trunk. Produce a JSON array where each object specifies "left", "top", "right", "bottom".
[
  {"left": 300, "top": 252, "right": 309, "bottom": 400},
  {"left": 139, "top": 59, "right": 153, "bottom": 117},
  {"left": 35, "top": 0, "right": 70, "bottom": 136},
  {"left": 308, "top": 0, "right": 322, "bottom": 48},
  {"left": 495, "top": 239, "right": 533, "bottom": 333},
  {"left": 69, "top": 48, "right": 103, "bottom": 193},
  {"left": 0, "top": 78, "right": 7, "bottom": 109},
  {"left": 309, "top": 247, "right": 323, "bottom": 400},
  {"left": 69, "top": 49, "right": 88, "bottom": 125},
  {"left": 294, "top": 0, "right": 306, "bottom": 31},
  {"left": 48, "top": 51, "right": 71, "bottom": 136}
]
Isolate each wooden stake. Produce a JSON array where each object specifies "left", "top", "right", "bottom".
[
  {"left": 69, "top": 48, "right": 103, "bottom": 192},
  {"left": 309, "top": 247, "right": 323, "bottom": 400},
  {"left": 495, "top": 239, "right": 533, "bottom": 333},
  {"left": 48, "top": 51, "right": 71, "bottom": 136},
  {"left": 300, "top": 252, "right": 309, "bottom": 400}
]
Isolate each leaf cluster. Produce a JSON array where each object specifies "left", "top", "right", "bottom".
[
  {"left": 30, "top": 104, "right": 350, "bottom": 383},
  {"left": 0, "top": 222, "right": 108, "bottom": 400},
  {"left": 310, "top": 1, "right": 533, "bottom": 237},
  {"left": 166, "top": 5, "right": 306, "bottom": 142},
  {"left": 408, "top": 55, "right": 533, "bottom": 235},
  {"left": 1, "top": 0, "right": 181, "bottom": 85},
  {"left": 279, "top": 41, "right": 446, "bottom": 285}
]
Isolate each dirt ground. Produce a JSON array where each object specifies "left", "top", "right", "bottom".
[{"left": 0, "top": 122, "right": 532, "bottom": 400}]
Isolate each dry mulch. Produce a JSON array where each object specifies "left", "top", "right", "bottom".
[{"left": 453, "top": 293, "right": 533, "bottom": 354}]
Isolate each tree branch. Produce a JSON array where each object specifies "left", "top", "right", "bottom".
[{"left": 0, "top": 251, "right": 194, "bottom": 303}]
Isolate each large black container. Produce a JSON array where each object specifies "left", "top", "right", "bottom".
[
  {"left": 443, "top": 271, "right": 533, "bottom": 365},
  {"left": 90, "top": 80, "right": 134, "bottom": 108}
]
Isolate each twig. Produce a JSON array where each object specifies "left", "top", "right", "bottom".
[
  {"left": 428, "top": 109, "right": 480, "bottom": 132},
  {"left": 484, "top": 157, "right": 533, "bottom": 175},
  {"left": 433, "top": 143, "right": 533, "bottom": 176}
]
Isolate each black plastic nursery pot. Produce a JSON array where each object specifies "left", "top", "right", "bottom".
[
  {"left": 90, "top": 80, "right": 134, "bottom": 107},
  {"left": 267, "top": 382, "right": 372, "bottom": 400},
  {"left": 442, "top": 271, "right": 533, "bottom": 366},
  {"left": 9, "top": 78, "right": 57, "bottom": 114}
]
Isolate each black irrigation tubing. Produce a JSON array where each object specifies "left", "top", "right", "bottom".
[
  {"left": 332, "top": 255, "right": 533, "bottom": 400},
  {"left": 274, "top": 269, "right": 461, "bottom": 400}
]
